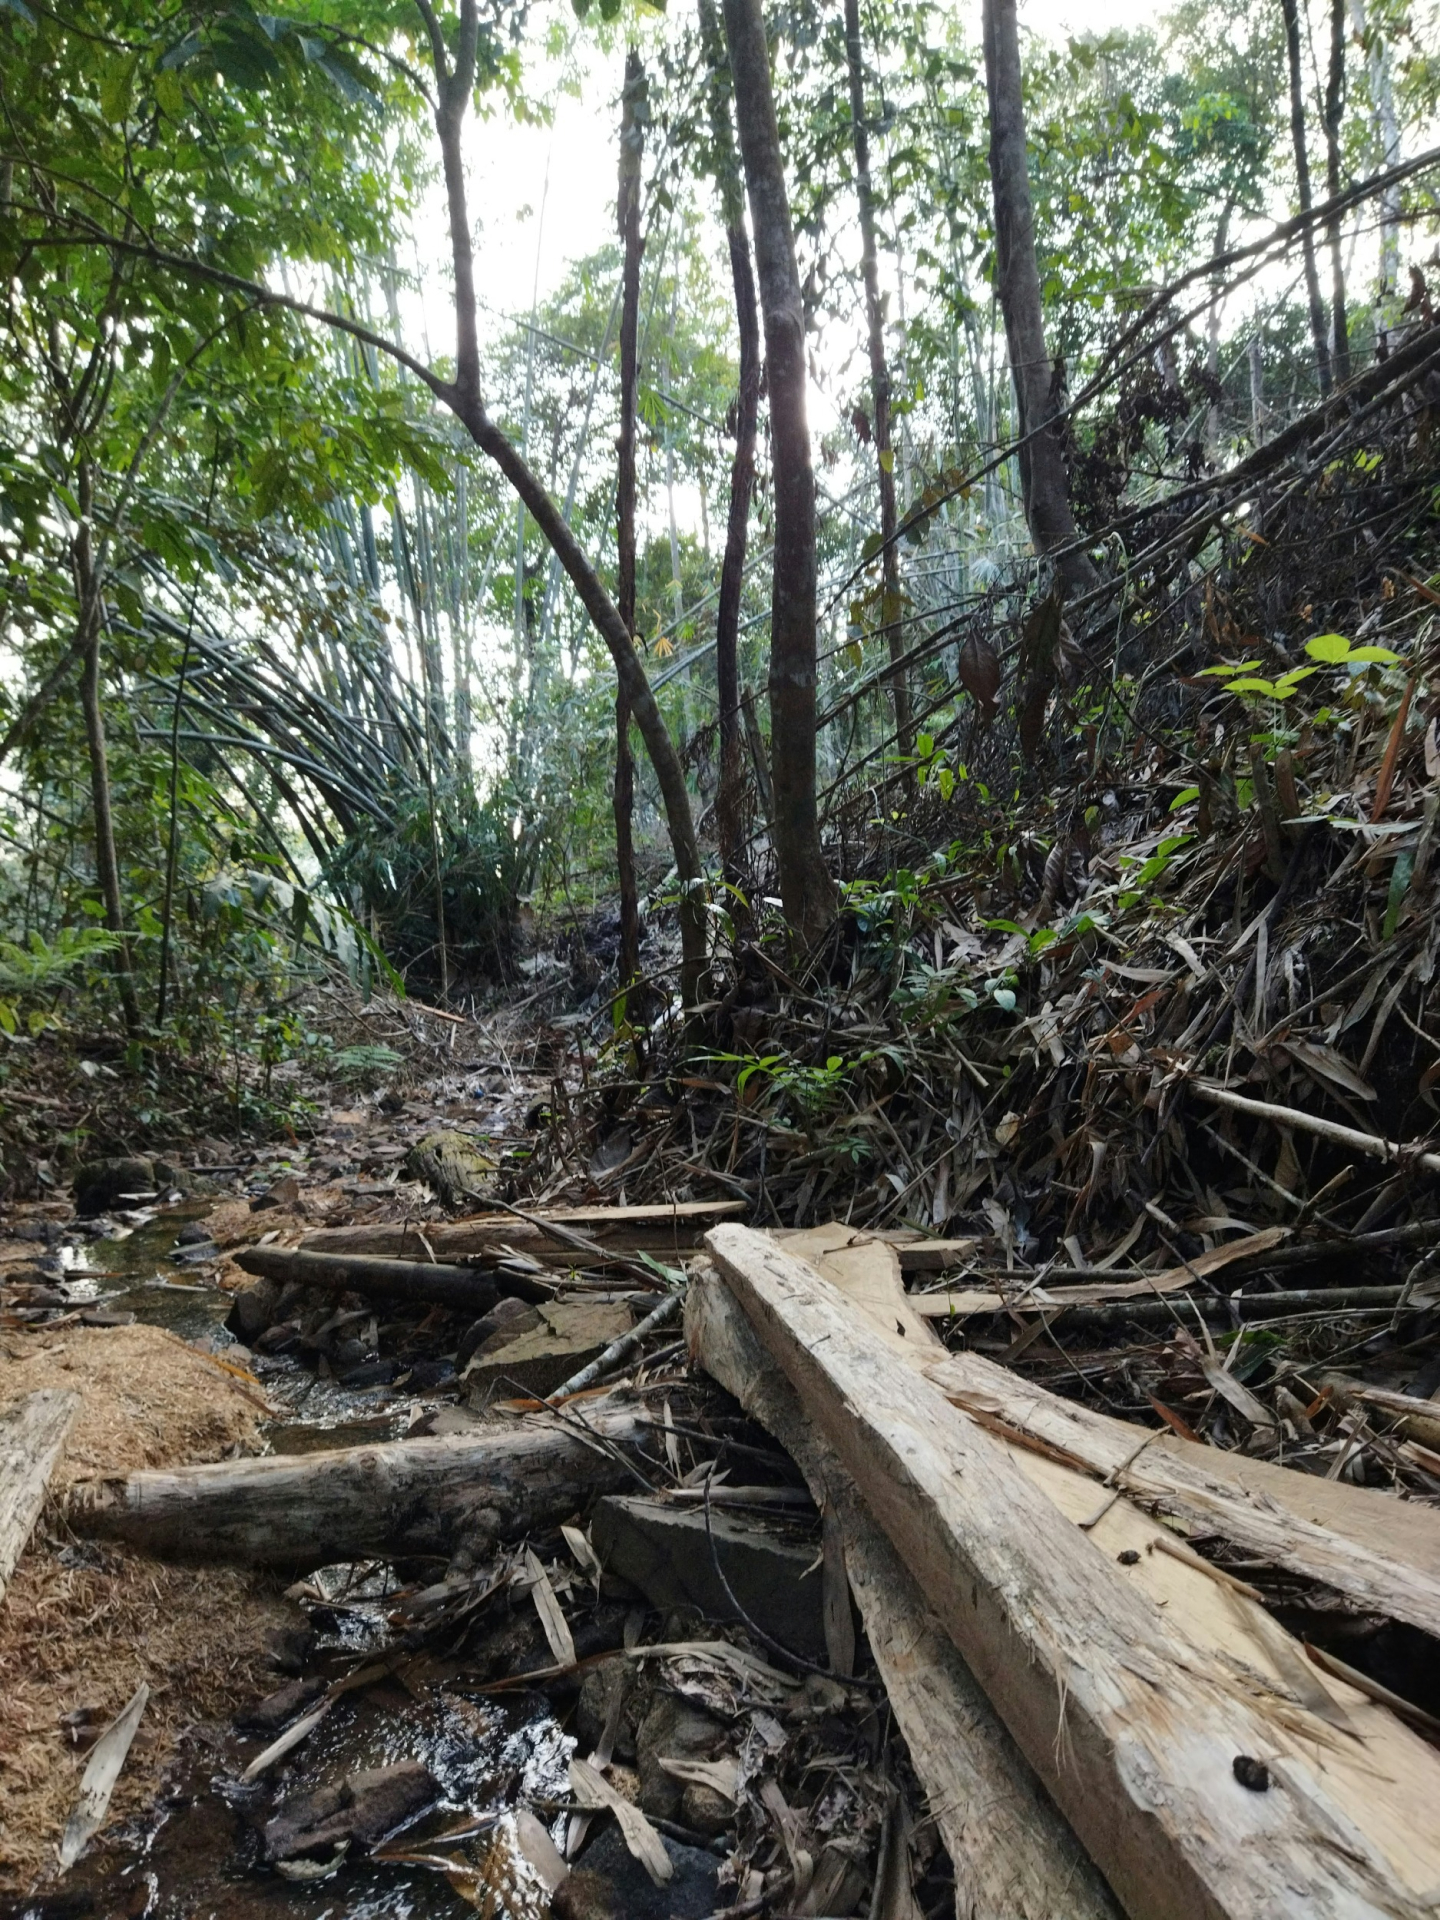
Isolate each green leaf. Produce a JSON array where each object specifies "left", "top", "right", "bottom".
[
  {"left": 1198, "top": 659, "right": 1261, "bottom": 676},
  {"left": 1170, "top": 785, "right": 1200, "bottom": 809},
  {"left": 1305, "top": 632, "right": 1353, "bottom": 663}
]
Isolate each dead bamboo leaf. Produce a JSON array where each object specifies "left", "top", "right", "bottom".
[
  {"left": 523, "top": 1547, "right": 576, "bottom": 1668},
  {"left": 569, "top": 1757, "right": 672, "bottom": 1885},
  {"left": 59, "top": 1682, "right": 148, "bottom": 1868}
]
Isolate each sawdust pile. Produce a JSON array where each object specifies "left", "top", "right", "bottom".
[{"left": 0, "top": 1324, "right": 291, "bottom": 1893}]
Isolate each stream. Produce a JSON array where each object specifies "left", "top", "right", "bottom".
[{"left": 51, "top": 1204, "right": 573, "bottom": 1920}]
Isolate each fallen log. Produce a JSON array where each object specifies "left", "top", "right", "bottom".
[
  {"left": 1323, "top": 1379, "right": 1440, "bottom": 1453},
  {"left": 234, "top": 1245, "right": 510, "bottom": 1313},
  {"left": 66, "top": 1404, "right": 645, "bottom": 1569},
  {"left": 1, "top": 1388, "right": 80, "bottom": 1603},
  {"left": 302, "top": 1200, "right": 744, "bottom": 1268},
  {"left": 686, "top": 1268, "right": 1121, "bottom": 1920},
  {"left": 707, "top": 1225, "right": 1440, "bottom": 1920},
  {"left": 914, "top": 1282, "right": 1408, "bottom": 1327}
]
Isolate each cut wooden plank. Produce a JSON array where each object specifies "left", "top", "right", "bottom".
[
  {"left": 772, "top": 1224, "right": 943, "bottom": 1353},
  {"left": 799, "top": 1228, "right": 1440, "bottom": 1629},
  {"left": 0, "top": 1388, "right": 80, "bottom": 1603},
  {"left": 686, "top": 1267, "right": 1121, "bottom": 1920},
  {"left": 708, "top": 1225, "right": 1440, "bottom": 1920},
  {"left": 302, "top": 1200, "right": 743, "bottom": 1267},
  {"left": 66, "top": 1405, "right": 643, "bottom": 1569}
]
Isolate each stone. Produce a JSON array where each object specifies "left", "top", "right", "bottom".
[
  {"left": 457, "top": 1297, "right": 540, "bottom": 1370},
  {"left": 72, "top": 1157, "right": 155, "bottom": 1215},
  {"left": 681, "top": 1779, "right": 734, "bottom": 1837},
  {"left": 464, "top": 1299, "right": 632, "bottom": 1401},
  {"left": 175, "top": 1218, "right": 215, "bottom": 1245},
  {"left": 552, "top": 1825, "right": 719, "bottom": 1920},
  {"left": 236, "top": 1675, "right": 326, "bottom": 1736},
  {"left": 251, "top": 1174, "right": 301, "bottom": 1211},
  {"left": 635, "top": 1694, "right": 727, "bottom": 1822},
  {"left": 403, "top": 1130, "right": 496, "bottom": 1208},
  {"left": 576, "top": 1655, "right": 650, "bottom": 1763},
  {"left": 590, "top": 1495, "right": 827, "bottom": 1660},
  {"left": 228, "top": 1277, "right": 280, "bottom": 1342},
  {"left": 262, "top": 1761, "right": 437, "bottom": 1863}
]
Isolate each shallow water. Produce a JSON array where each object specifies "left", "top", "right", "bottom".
[{"left": 59, "top": 1204, "right": 570, "bottom": 1917}]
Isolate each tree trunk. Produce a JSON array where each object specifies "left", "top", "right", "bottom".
[
  {"left": 844, "top": 0, "right": 913, "bottom": 767},
  {"left": 419, "top": 0, "right": 707, "bottom": 1004},
  {"left": 981, "top": 0, "right": 1096, "bottom": 601},
  {"left": 1349, "top": 0, "right": 1402, "bottom": 298},
  {"left": 699, "top": 0, "right": 759, "bottom": 891},
  {"left": 1281, "top": 0, "right": 1334, "bottom": 395},
  {"left": 614, "top": 49, "right": 645, "bottom": 996},
  {"left": 68, "top": 1405, "right": 646, "bottom": 1569},
  {"left": 721, "top": 0, "right": 835, "bottom": 949},
  {"left": 75, "top": 463, "right": 140, "bottom": 1036},
  {"left": 1324, "top": 0, "right": 1351, "bottom": 383}
]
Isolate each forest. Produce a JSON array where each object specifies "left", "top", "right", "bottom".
[{"left": 7, "top": 0, "right": 1440, "bottom": 1915}]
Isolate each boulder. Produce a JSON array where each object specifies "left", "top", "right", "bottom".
[
  {"left": 464, "top": 1299, "right": 632, "bottom": 1401},
  {"left": 73, "top": 1157, "right": 155, "bottom": 1215}
]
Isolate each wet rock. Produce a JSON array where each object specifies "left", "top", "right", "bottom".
[
  {"left": 73, "top": 1157, "right": 154, "bottom": 1215},
  {"left": 262, "top": 1760, "right": 437, "bottom": 1863},
  {"left": 400, "top": 1357, "right": 456, "bottom": 1391},
  {"left": 263, "top": 1623, "right": 317, "bottom": 1675},
  {"left": 576, "top": 1655, "right": 651, "bottom": 1763},
  {"left": 176, "top": 1218, "right": 215, "bottom": 1245},
  {"left": 229, "top": 1278, "right": 280, "bottom": 1342},
  {"left": 172, "top": 1240, "right": 220, "bottom": 1265},
  {"left": 635, "top": 1694, "right": 727, "bottom": 1822},
  {"left": 337, "top": 1357, "right": 398, "bottom": 1388},
  {"left": 236, "top": 1675, "right": 326, "bottom": 1735},
  {"left": 553, "top": 1824, "right": 719, "bottom": 1920},
  {"left": 255, "top": 1321, "right": 300, "bottom": 1355},
  {"left": 457, "top": 1297, "right": 540, "bottom": 1370},
  {"left": 464, "top": 1299, "right": 632, "bottom": 1400},
  {"left": 591, "top": 1495, "right": 827, "bottom": 1660}
]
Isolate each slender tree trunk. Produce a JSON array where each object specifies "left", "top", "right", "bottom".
[
  {"left": 614, "top": 49, "right": 644, "bottom": 995},
  {"left": 1324, "top": 0, "right": 1351, "bottom": 382},
  {"left": 720, "top": 0, "right": 835, "bottom": 948},
  {"left": 417, "top": 0, "right": 707, "bottom": 1005},
  {"left": 1348, "top": 0, "right": 1401, "bottom": 298},
  {"left": 981, "top": 0, "right": 1096, "bottom": 601},
  {"left": 844, "top": 0, "right": 912, "bottom": 767},
  {"left": 699, "top": 0, "right": 759, "bottom": 891},
  {"left": 1281, "top": 0, "right": 1334, "bottom": 395},
  {"left": 75, "top": 464, "right": 139, "bottom": 1036}
]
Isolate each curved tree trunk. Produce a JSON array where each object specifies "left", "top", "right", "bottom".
[
  {"left": 720, "top": 0, "right": 836, "bottom": 949},
  {"left": 981, "top": 0, "right": 1096, "bottom": 601},
  {"left": 699, "top": 0, "right": 759, "bottom": 893},
  {"left": 419, "top": 0, "right": 707, "bottom": 1005},
  {"left": 1281, "top": 0, "right": 1334, "bottom": 396},
  {"left": 614, "top": 49, "right": 645, "bottom": 996},
  {"left": 845, "top": 0, "right": 913, "bottom": 767}
]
